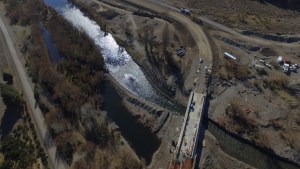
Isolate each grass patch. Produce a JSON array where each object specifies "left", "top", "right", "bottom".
[
  {"left": 277, "top": 90, "right": 299, "bottom": 108},
  {"left": 264, "top": 74, "right": 288, "bottom": 90},
  {"left": 225, "top": 99, "right": 258, "bottom": 136},
  {"left": 223, "top": 59, "right": 250, "bottom": 80}
]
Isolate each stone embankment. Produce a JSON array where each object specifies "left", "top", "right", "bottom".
[
  {"left": 240, "top": 30, "right": 300, "bottom": 43},
  {"left": 105, "top": 74, "right": 174, "bottom": 133},
  {"left": 139, "top": 60, "right": 177, "bottom": 98}
]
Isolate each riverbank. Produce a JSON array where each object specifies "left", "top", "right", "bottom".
[
  {"left": 105, "top": 74, "right": 174, "bottom": 133},
  {"left": 68, "top": 0, "right": 200, "bottom": 107},
  {"left": 105, "top": 73, "right": 184, "bottom": 167},
  {"left": 207, "top": 119, "right": 300, "bottom": 169},
  {"left": 200, "top": 130, "right": 254, "bottom": 169}
]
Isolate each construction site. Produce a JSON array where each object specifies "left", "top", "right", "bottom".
[{"left": 1, "top": 0, "right": 300, "bottom": 169}]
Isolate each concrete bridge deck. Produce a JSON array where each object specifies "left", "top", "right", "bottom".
[{"left": 170, "top": 92, "right": 206, "bottom": 169}]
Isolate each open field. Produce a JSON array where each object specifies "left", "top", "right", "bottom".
[{"left": 165, "top": 0, "right": 300, "bottom": 34}]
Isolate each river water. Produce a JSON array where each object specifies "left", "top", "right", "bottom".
[
  {"left": 103, "top": 84, "right": 160, "bottom": 164},
  {"left": 43, "top": 0, "right": 175, "bottom": 109},
  {"left": 208, "top": 120, "right": 299, "bottom": 169},
  {"left": 42, "top": 0, "right": 162, "bottom": 164},
  {"left": 41, "top": 0, "right": 300, "bottom": 168},
  {"left": 39, "top": 23, "right": 62, "bottom": 62}
]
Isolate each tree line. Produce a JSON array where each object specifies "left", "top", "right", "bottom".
[{"left": 3, "top": 0, "right": 143, "bottom": 168}]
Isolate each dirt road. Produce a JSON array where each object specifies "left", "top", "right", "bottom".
[
  {"left": 149, "top": 0, "right": 300, "bottom": 48},
  {"left": 0, "top": 16, "right": 66, "bottom": 169}
]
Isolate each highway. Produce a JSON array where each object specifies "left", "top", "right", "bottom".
[{"left": 0, "top": 16, "right": 66, "bottom": 169}]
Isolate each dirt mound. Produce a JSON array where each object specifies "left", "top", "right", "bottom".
[{"left": 260, "top": 47, "right": 278, "bottom": 56}]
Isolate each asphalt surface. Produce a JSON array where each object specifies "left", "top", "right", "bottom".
[{"left": 0, "top": 16, "right": 66, "bottom": 169}]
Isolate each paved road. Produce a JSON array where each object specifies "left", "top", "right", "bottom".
[{"left": 0, "top": 16, "right": 66, "bottom": 169}]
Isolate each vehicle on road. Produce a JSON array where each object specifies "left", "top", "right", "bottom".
[{"left": 180, "top": 8, "right": 191, "bottom": 15}]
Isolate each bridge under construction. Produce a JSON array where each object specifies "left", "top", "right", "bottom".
[{"left": 169, "top": 92, "right": 206, "bottom": 169}]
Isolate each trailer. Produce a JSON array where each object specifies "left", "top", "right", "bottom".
[{"left": 224, "top": 52, "right": 237, "bottom": 60}]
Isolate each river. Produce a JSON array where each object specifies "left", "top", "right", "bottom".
[
  {"left": 103, "top": 83, "right": 160, "bottom": 164},
  {"left": 43, "top": 0, "right": 175, "bottom": 110},
  {"left": 42, "top": 0, "right": 163, "bottom": 164},
  {"left": 39, "top": 23, "right": 62, "bottom": 62},
  {"left": 207, "top": 120, "right": 300, "bottom": 169}
]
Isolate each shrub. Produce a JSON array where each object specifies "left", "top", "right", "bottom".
[
  {"left": 264, "top": 74, "right": 288, "bottom": 90},
  {"left": 0, "top": 84, "right": 23, "bottom": 110},
  {"left": 57, "top": 142, "right": 75, "bottom": 165},
  {"left": 256, "top": 68, "right": 268, "bottom": 76},
  {"left": 1, "top": 134, "right": 34, "bottom": 168},
  {"left": 270, "top": 60, "right": 281, "bottom": 70},
  {"left": 226, "top": 99, "right": 258, "bottom": 135},
  {"left": 2, "top": 72, "right": 13, "bottom": 85},
  {"left": 224, "top": 59, "right": 250, "bottom": 80}
]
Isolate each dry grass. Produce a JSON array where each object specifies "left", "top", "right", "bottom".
[
  {"left": 225, "top": 99, "right": 258, "bottom": 136},
  {"left": 270, "top": 60, "right": 281, "bottom": 70},
  {"left": 222, "top": 59, "right": 250, "bottom": 80},
  {"left": 264, "top": 74, "right": 288, "bottom": 90},
  {"left": 0, "top": 153, "right": 4, "bottom": 166},
  {"left": 277, "top": 90, "right": 299, "bottom": 108}
]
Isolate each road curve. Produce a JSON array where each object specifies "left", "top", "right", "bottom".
[
  {"left": 149, "top": 0, "right": 300, "bottom": 48},
  {"left": 0, "top": 16, "right": 66, "bottom": 169}
]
